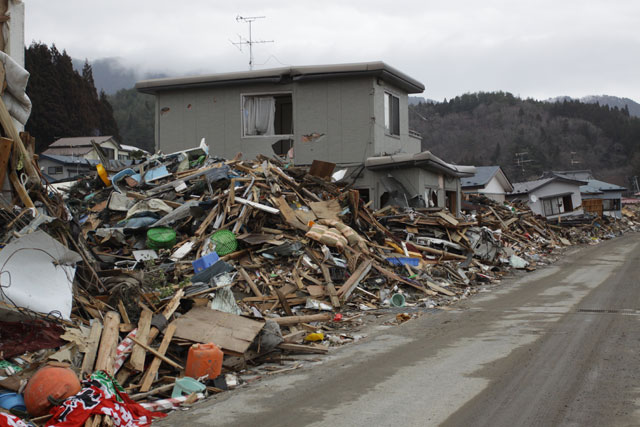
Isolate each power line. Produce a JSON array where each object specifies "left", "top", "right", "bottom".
[{"left": 231, "top": 15, "right": 274, "bottom": 70}]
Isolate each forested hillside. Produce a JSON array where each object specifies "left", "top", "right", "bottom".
[
  {"left": 25, "top": 42, "right": 120, "bottom": 153},
  {"left": 410, "top": 92, "right": 640, "bottom": 185},
  {"left": 108, "top": 88, "right": 155, "bottom": 153}
]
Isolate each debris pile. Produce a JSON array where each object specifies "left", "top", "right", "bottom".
[{"left": 1, "top": 139, "right": 638, "bottom": 426}]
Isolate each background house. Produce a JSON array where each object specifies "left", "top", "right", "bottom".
[
  {"left": 461, "top": 166, "right": 513, "bottom": 202},
  {"left": 136, "top": 61, "right": 475, "bottom": 213},
  {"left": 508, "top": 174, "right": 587, "bottom": 218},
  {"left": 552, "top": 170, "right": 626, "bottom": 218},
  {"left": 39, "top": 154, "right": 98, "bottom": 182},
  {"left": 42, "top": 136, "right": 129, "bottom": 161}
]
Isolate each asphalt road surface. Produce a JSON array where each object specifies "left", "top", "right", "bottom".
[{"left": 159, "top": 233, "right": 640, "bottom": 427}]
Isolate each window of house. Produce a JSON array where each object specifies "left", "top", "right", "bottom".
[
  {"left": 602, "top": 198, "right": 621, "bottom": 211},
  {"left": 542, "top": 195, "right": 574, "bottom": 216},
  {"left": 102, "top": 148, "right": 115, "bottom": 159},
  {"left": 384, "top": 92, "right": 400, "bottom": 136},
  {"left": 118, "top": 154, "right": 128, "bottom": 161},
  {"left": 242, "top": 93, "right": 293, "bottom": 136},
  {"left": 48, "top": 166, "right": 63, "bottom": 175}
]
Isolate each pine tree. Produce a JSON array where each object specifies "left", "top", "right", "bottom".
[{"left": 24, "top": 42, "right": 120, "bottom": 152}]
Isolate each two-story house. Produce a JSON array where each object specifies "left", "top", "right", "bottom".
[{"left": 136, "top": 61, "right": 474, "bottom": 213}]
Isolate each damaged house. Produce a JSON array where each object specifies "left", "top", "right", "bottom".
[
  {"left": 550, "top": 170, "right": 626, "bottom": 218},
  {"left": 508, "top": 174, "right": 587, "bottom": 219},
  {"left": 136, "top": 61, "right": 473, "bottom": 214}
]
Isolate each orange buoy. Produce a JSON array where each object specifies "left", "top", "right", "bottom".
[
  {"left": 185, "top": 343, "right": 223, "bottom": 380},
  {"left": 23, "top": 366, "right": 81, "bottom": 416}
]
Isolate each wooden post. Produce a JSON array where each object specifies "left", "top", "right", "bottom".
[{"left": 94, "top": 311, "right": 120, "bottom": 375}]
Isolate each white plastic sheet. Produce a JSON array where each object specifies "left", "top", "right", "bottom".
[{"left": 0, "top": 230, "right": 81, "bottom": 319}]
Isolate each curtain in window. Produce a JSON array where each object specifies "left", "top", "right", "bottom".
[{"left": 244, "top": 96, "right": 276, "bottom": 135}]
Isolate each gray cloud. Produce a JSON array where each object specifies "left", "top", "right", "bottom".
[{"left": 24, "top": 0, "right": 640, "bottom": 100}]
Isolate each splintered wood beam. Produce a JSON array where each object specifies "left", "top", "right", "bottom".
[
  {"left": 139, "top": 322, "right": 177, "bottom": 392},
  {"left": 320, "top": 264, "right": 341, "bottom": 308},
  {"left": 239, "top": 267, "right": 263, "bottom": 297},
  {"left": 337, "top": 259, "right": 372, "bottom": 301},
  {"left": 94, "top": 311, "right": 120, "bottom": 375},
  {"left": 129, "top": 309, "right": 153, "bottom": 371}
]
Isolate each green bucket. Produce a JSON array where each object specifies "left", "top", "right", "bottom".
[
  {"left": 210, "top": 229, "right": 237, "bottom": 256},
  {"left": 147, "top": 227, "right": 177, "bottom": 250}
]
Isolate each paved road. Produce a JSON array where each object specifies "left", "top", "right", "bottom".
[{"left": 160, "top": 233, "right": 640, "bottom": 427}]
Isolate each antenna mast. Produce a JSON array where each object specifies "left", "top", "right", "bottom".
[{"left": 232, "top": 15, "right": 274, "bottom": 70}]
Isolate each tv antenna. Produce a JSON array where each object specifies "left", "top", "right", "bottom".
[
  {"left": 570, "top": 151, "right": 580, "bottom": 166},
  {"left": 514, "top": 152, "right": 533, "bottom": 172},
  {"left": 231, "top": 15, "right": 274, "bottom": 70}
]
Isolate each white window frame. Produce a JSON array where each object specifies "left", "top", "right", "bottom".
[
  {"left": 240, "top": 91, "right": 294, "bottom": 138},
  {"left": 384, "top": 91, "right": 400, "bottom": 137}
]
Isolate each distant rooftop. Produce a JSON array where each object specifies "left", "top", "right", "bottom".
[
  {"left": 136, "top": 61, "right": 425, "bottom": 94},
  {"left": 580, "top": 179, "right": 626, "bottom": 194},
  {"left": 49, "top": 136, "right": 115, "bottom": 147},
  {"left": 511, "top": 175, "right": 587, "bottom": 194},
  {"left": 40, "top": 153, "right": 99, "bottom": 166}
]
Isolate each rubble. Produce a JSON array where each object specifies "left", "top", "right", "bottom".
[{"left": 0, "top": 135, "right": 639, "bottom": 426}]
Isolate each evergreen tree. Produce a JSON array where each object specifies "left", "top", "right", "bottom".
[{"left": 24, "top": 42, "right": 120, "bottom": 153}]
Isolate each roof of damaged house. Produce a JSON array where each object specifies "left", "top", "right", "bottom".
[
  {"left": 364, "top": 151, "right": 475, "bottom": 177},
  {"left": 510, "top": 175, "right": 588, "bottom": 195},
  {"left": 461, "top": 166, "right": 513, "bottom": 192},
  {"left": 580, "top": 179, "right": 626, "bottom": 195},
  {"left": 135, "top": 61, "right": 425, "bottom": 94},
  {"left": 49, "top": 136, "right": 118, "bottom": 148},
  {"left": 39, "top": 154, "right": 99, "bottom": 166}
]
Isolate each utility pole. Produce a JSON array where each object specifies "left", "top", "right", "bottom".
[{"left": 232, "top": 15, "right": 274, "bottom": 70}]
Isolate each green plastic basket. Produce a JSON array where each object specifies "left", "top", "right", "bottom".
[
  {"left": 147, "top": 227, "right": 177, "bottom": 250},
  {"left": 210, "top": 229, "right": 237, "bottom": 256}
]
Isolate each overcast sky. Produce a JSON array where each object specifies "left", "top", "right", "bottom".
[{"left": 24, "top": 0, "right": 640, "bottom": 101}]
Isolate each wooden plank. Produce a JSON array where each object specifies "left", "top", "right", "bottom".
[
  {"left": 129, "top": 309, "right": 152, "bottom": 371},
  {"left": 308, "top": 160, "right": 336, "bottom": 178},
  {"left": 0, "top": 82, "right": 38, "bottom": 181},
  {"left": 173, "top": 307, "right": 264, "bottom": 355},
  {"left": 320, "top": 264, "right": 341, "bottom": 308},
  {"left": 94, "top": 311, "right": 120, "bottom": 375},
  {"left": 272, "top": 196, "right": 309, "bottom": 231},
  {"left": 117, "top": 300, "right": 131, "bottom": 324},
  {"left": 139, "top": 322, "right": 177, "bottom": 392},
  {"left": 426, "top": 280, "right": 456, "bottom": 296},
  {"left": 129, "top": 335, "right": 183, "bottom": 370},
  {"left": 278, "top": 343, "right": 328, "bottom": 354},
  {"left": 0, "top": 137, "right": 12, "bottom": 189},
  {"left": 271, "top": 313, "right": 332, "bottom": 326},
  {"left": 238, "top": 267, "right": 263, "bottom": 297},
  {"left": 147, "top": 289, "right": 184, "bottom": 343},
  {"left": 275, "top": 288, "right": 293, "bottom": 316},
  {"left": 373, "top": 263, "right": 436, "bottom": 295},
  {"left": 337, "top": 259, "right": 373, "bottom": 301},
  {"left": 300, "top": 271, "right": 323, "bottom": 286},
  {"left": 436, "top": 210, "right": 459, "bottom": 226},
  {"left": 80, "top": 321, "right": 103, "bottom": 376}
]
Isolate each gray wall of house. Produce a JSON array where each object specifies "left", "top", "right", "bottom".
[
  {"left": 372, "top": 80, "right": 421, "bottom": 156},
  {"left": 526, "top": 182, "right": 584, "bottom": 218},
  {"left": 154, "top": 77, "right": 373, "bottom": 164},
  {"left": 582, "top": 191, "right": 623, "bottom": 218},
  {"left": 152, "top": 75, "right": 421, "bottom": 165}
]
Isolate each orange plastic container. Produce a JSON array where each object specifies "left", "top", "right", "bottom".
[
  {"left": 185, "top": 343, "right": 223, "bottom": 380},
  {"left": 23, "top": 366, "right": 81, "bottom": 416}
]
